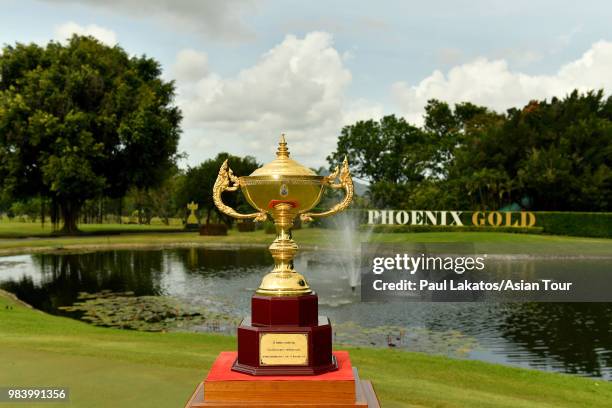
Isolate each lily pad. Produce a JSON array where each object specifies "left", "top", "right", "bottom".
[{"left": 59, "top": 291, "right": 237, "bottom": 332}]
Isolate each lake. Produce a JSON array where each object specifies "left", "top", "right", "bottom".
[{"left": 0, "top": 248, "right": 611, "bottom": 379}]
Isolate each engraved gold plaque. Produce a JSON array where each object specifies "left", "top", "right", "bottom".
[{"left": 259, "top": 333, "right": 309, "bottom": 366}]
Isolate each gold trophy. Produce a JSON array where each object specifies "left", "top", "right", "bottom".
[
  {"left": 183, "top": 134, "right": 379, "bottom": 406},
  {"left": 213, "top": 134, "right": 353, "bottom": 296},
  {"left": 211, "top": 134, "right": 352, "bottom": 375}
]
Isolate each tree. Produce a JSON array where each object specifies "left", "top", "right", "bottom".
[
  {"left": 9, "top": 197, "right": 42, "bottom": 222},
  {"left": 123, "top": 167, "right": 184, "bottom": 225},
  {"left": 125, "top": 187, "right": 154, "bottom": 225},
  {"left": 512, "top": 92, "right": 612, "bottom": 211},
  {"left": 0, "top": 35, "right": 181, "bottom": 233},
  {"left": 327, "top": 115, "right": 428, "bottom": 207},
  {"left": 178, "top": 153, "right": 260, "bottom": 225},
  {"left": 149, "top": 168, "right": 184, "bottom": 225},
  {"left": 423, "top": 99, "right": 491, "bottom": 178},
  {"left": 448, "top": 91, "right": 612, "bottom": 211},
  {"left": 329, "top": 91, "right": 611, "bottom": 211}
]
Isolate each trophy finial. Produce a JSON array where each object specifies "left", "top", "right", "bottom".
[{"left": 276, "top": 133, "right": 289, "bottom": 158}]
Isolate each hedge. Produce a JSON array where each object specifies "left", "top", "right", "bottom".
[
  {"left": 460, "top": 211, "right": 612, "bottom": 238},
  {"left": 316, "top": 209, "right": 611, "bottom": 238},
  {"left": 361, "top": 224, "right": 543, "bottom": 235},
  {"left": 533, "top": 212, "right": 612, "bottom": 238}
]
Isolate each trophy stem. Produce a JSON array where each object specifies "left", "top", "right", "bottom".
[
  {"left": 270, "top": 203, "right": 297, "bottom": 273},
  {"left": 256, "top": 203, "right": 312, "bottom": 296}
]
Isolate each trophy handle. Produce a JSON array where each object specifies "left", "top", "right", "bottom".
[
  {"left": 300, "top": 157, "right": 353, "bottom": 222},
  {"left": 213, "top": 160, "right": 268, "bottom": 222}
]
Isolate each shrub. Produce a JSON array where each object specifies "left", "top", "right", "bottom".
[
  {"left": 353, "top": 209, "right": 611, "bottom": 238},
  {"left": 199, "top": 224, "right": 228, "bottom": 236},
  {"left": 535, "top": 212, "right": 612, "bottom": 238},
  {"left": 361, "top": 224, "right": 543, "bottom": 234},
  {"left": 264, "top": 221, "right": 276, "bottom": 234},
  {"left": 236, "top": 221, "right": 256, "bottom": 232}
]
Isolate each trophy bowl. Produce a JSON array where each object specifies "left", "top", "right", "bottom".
[
  {"left": 213, "top": 134, "right": 353, "bottom": 296},
  {"left": 240, "top": 174, "right": 325, "bottom": 214}
]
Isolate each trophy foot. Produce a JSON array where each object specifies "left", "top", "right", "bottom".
[{"left": 256, "top": 271, "right": 312, "bottom": 296}]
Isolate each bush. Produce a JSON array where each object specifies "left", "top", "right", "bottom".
[
  {"left": 353, "top": 209, "right": 611, "bottom": 238},
  {"left": 292, "top": 216, "right": 302, "bottom": 230},
  {"left": 458, "top": 211, "right": 612, "bottom": 238},
  {"left": 236, "top": 221, "right": 256, "bottom": 232},
  {"left": 534, "top": 212, "right": 612, "bottom": 238},
  {"left": 199, "top": 224, "right": 228, "bottom": 236},
  {"left": 264, "top": 221, "right": 276, "bottom": 234},
  {"left": 362, "top": 224, "right": 543, "bottom": 234}
]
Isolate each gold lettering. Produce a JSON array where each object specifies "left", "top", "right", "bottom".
[
  {"left": 505, "top": 212, "right": 519, "bottom": 227},
  {"left": 488, "top": 212, "right": 503, "bottom": 227},
  {"left": 472, "top": 211, "right": 486, "bottom": 226},
  {"left": 521, "top": 211, "right": 536, "bottom": 227}
]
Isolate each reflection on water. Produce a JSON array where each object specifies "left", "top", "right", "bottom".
[
  {"left": 501, "top": 303, "right": 612, "bottom": 378},
  {"left": 0, "top": 248, "right": 611, "bottom": 379},
  {"left": 0, "top": 251, "right": 166, "bottom": 314}
]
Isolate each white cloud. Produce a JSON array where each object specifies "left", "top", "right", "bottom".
[
  {"left": 45, "top": 0, "right": 257, "bottom": 42},
  {"left": 176, "top": 38, "right": 612, "bottom": 168},
  {"left": 183, "top": 31, "right": 352, "bottom": 127},
  {"left": 392, "top": 40, "right": 612, "bottom": 124},
  {"left": 54, "top": 21, "right": 117, "bottom": 46},
  {"left": 172, "top": 49, "right": 209, "bottom": 83},
  {"left": 175, "top": 32, "right": 381, "bottom": 167}
]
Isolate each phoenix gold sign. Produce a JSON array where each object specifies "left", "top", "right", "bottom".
[
  {"left": 368, "top": 210, "right": 536, "bottom": 228},
  {"left": 259, "top": 333, "right": 309, "bottom": 366}
]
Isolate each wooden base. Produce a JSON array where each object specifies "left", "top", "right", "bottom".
[
  {"left": 184, "top": 375, "right": 379, "bottom": 407},
  {"left": 184, "top": 351, "right": 380, "bottom": 408}
]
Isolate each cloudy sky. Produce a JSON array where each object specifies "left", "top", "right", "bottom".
[{"left": 2, "top": 0, "right": 612, "bottom": 168}]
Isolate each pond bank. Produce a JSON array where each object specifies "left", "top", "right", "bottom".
[
  {"left": 1, "top": 290, "right": 611, "bottom": 407},
  {"left": 0, "top": 228, "right": 611, "bottom": 258},
  {"left": 0, "top": 239, "right": 272, "bottom": 257}
]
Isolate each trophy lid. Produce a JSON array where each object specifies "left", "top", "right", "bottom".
[{"left": 249, "top": 134, "right": 317, "bottom": 177}]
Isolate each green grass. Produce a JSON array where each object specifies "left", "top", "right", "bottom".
[
  {"left": 0, "top": 221, "right": 182, "bottom": 238},
  {"left": 365, "top": 230, "right": 612, "bottom": 256},
  {"left": 0, "top": 222, "right": 611, "bottom": 257},
  {"left": 1, "top": 222, "right": 609, "bottom": 406},
  {"left": 1, "top": 292, "right": 611, "bottom": 407}
]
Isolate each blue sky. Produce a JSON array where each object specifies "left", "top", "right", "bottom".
[{"left": 2, "top": 0, "right": 612, "bottom": 168}]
